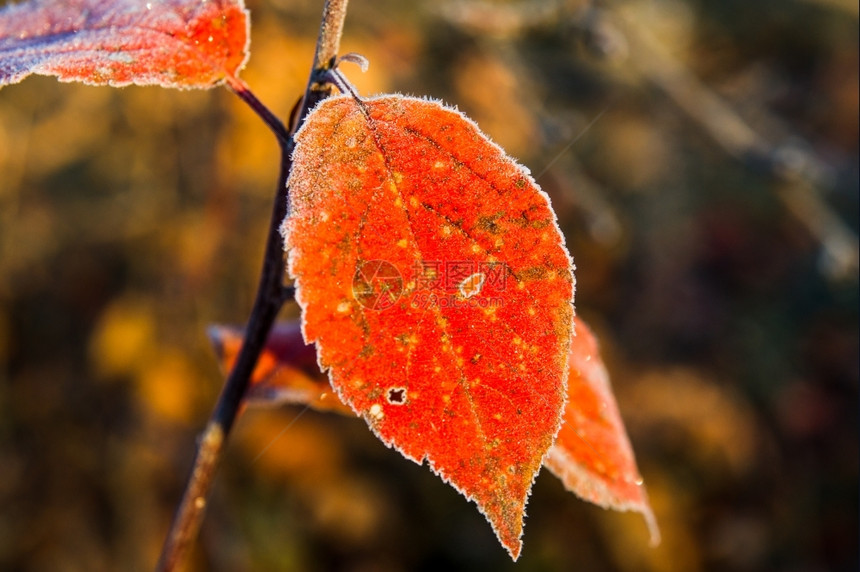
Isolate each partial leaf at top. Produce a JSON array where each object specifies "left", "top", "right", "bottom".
[
  {"left": 282, "top": 94, "right": 575, "bottom": 560},
  {"left": 0, "top": 0, "right": 249, "bottom": 89}
]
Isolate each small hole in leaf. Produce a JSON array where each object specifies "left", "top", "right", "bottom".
[
  {"left": 458, "top": 272, "right": 485, "bottom": 298},
  {"left": 387, "top": 387, "right": 406, "bottom": 404}
]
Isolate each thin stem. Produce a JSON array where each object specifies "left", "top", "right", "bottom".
[
  {"left": 299, "top": 0, "right": 351, "bottom": 124},
  {"left": 155, "top": 423, "right": 224, "bottom": 570},
  {"left": 156, "top": 1, "right": 351, "bottom": 569},
  {"left": 226, "top": 75, "right": 290, "bottom": 146},
  {"left": 314, "top": 0, "right": 350, "bottom": 72}
]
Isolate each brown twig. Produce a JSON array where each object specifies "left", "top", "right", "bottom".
[
  {"left": 297, "top": 0, "right": 351, "bottom": 126},
  {"left": 314, "top": 0, "right": 350, "bottom": 71},
  {"left": 155, "top": 1, "right": 350, "bottom": 570}
]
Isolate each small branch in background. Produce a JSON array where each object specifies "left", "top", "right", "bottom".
[
  {"left": 607, "top": 3, "right": 858, "bottom": 281},
  {"left": 543, "top": 156, "right": 624, "bottom": 247},
  {"left": 779, "top": 181, "right": 859, "bottom": 279},
  {"left": 156, "top": 1, "right": 351, "bottom": 570},
  {"left": 436, "top": 0, "right": 564, "bottom": 38},
  {"left": 797, "top": 0, "right": 859, "bottom": 18}
]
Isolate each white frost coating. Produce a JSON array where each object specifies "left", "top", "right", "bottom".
[
  {"left": 545, "top": 445, "right": 661, "bottom": 546},
  {"left": 282, "top": 93, "right": 577, "bottom": 561},
  {"left": 106, "top": 52, "right": 134, "bottom": 64}
]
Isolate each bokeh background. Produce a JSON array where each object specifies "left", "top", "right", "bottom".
[{"left": 0, "top": 0, "right": 857, "bottom": 570}]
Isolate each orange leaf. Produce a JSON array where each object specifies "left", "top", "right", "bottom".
[
  {"left": 0, "top": 0, "right": 249, "bottom": 89},
  {"left": 209, "top": 323, "right": 352, "bottom": 415},
  {"left": 282, "top": 94, "right": 575, "bottom": 559},
  {"left": 545, "top": 317, "right": 660, "bottom": 545}
]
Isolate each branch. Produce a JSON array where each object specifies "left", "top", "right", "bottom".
[
  {"left": 156, "top": 1, "right": 350, "bottom": 570},
  {"left": 608, "top": 3, "right": 858, "bottom": 280},
  {"left": 298, "top": 0, "right": 351, "bottom": 125},
  {"left": 226, "top": 75, "right": 290, "bottom": 146},
  {"left": 315, "top": 0, "right": 350, "bottom": 71}
]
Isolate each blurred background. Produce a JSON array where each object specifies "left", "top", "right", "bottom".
[{"left": 0, "top": 0, "right": 856, "bottom": 570}]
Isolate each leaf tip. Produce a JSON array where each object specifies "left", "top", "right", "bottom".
[{"left": 640, "top": 488, "right": 662, "bottom": 547}]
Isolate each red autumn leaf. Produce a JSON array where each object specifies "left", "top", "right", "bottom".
[
  {"left": 0, "top": 0, "right": 249, "bottom": 89},
  {"left": 282, "top": 94, "right": 575, "bottom": 560},
  {"left": 208, "top": 323, "right": 353, "bottom": 415},
  {"left": 545, "top": 317, "right": 661, "bottom": 545}
]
